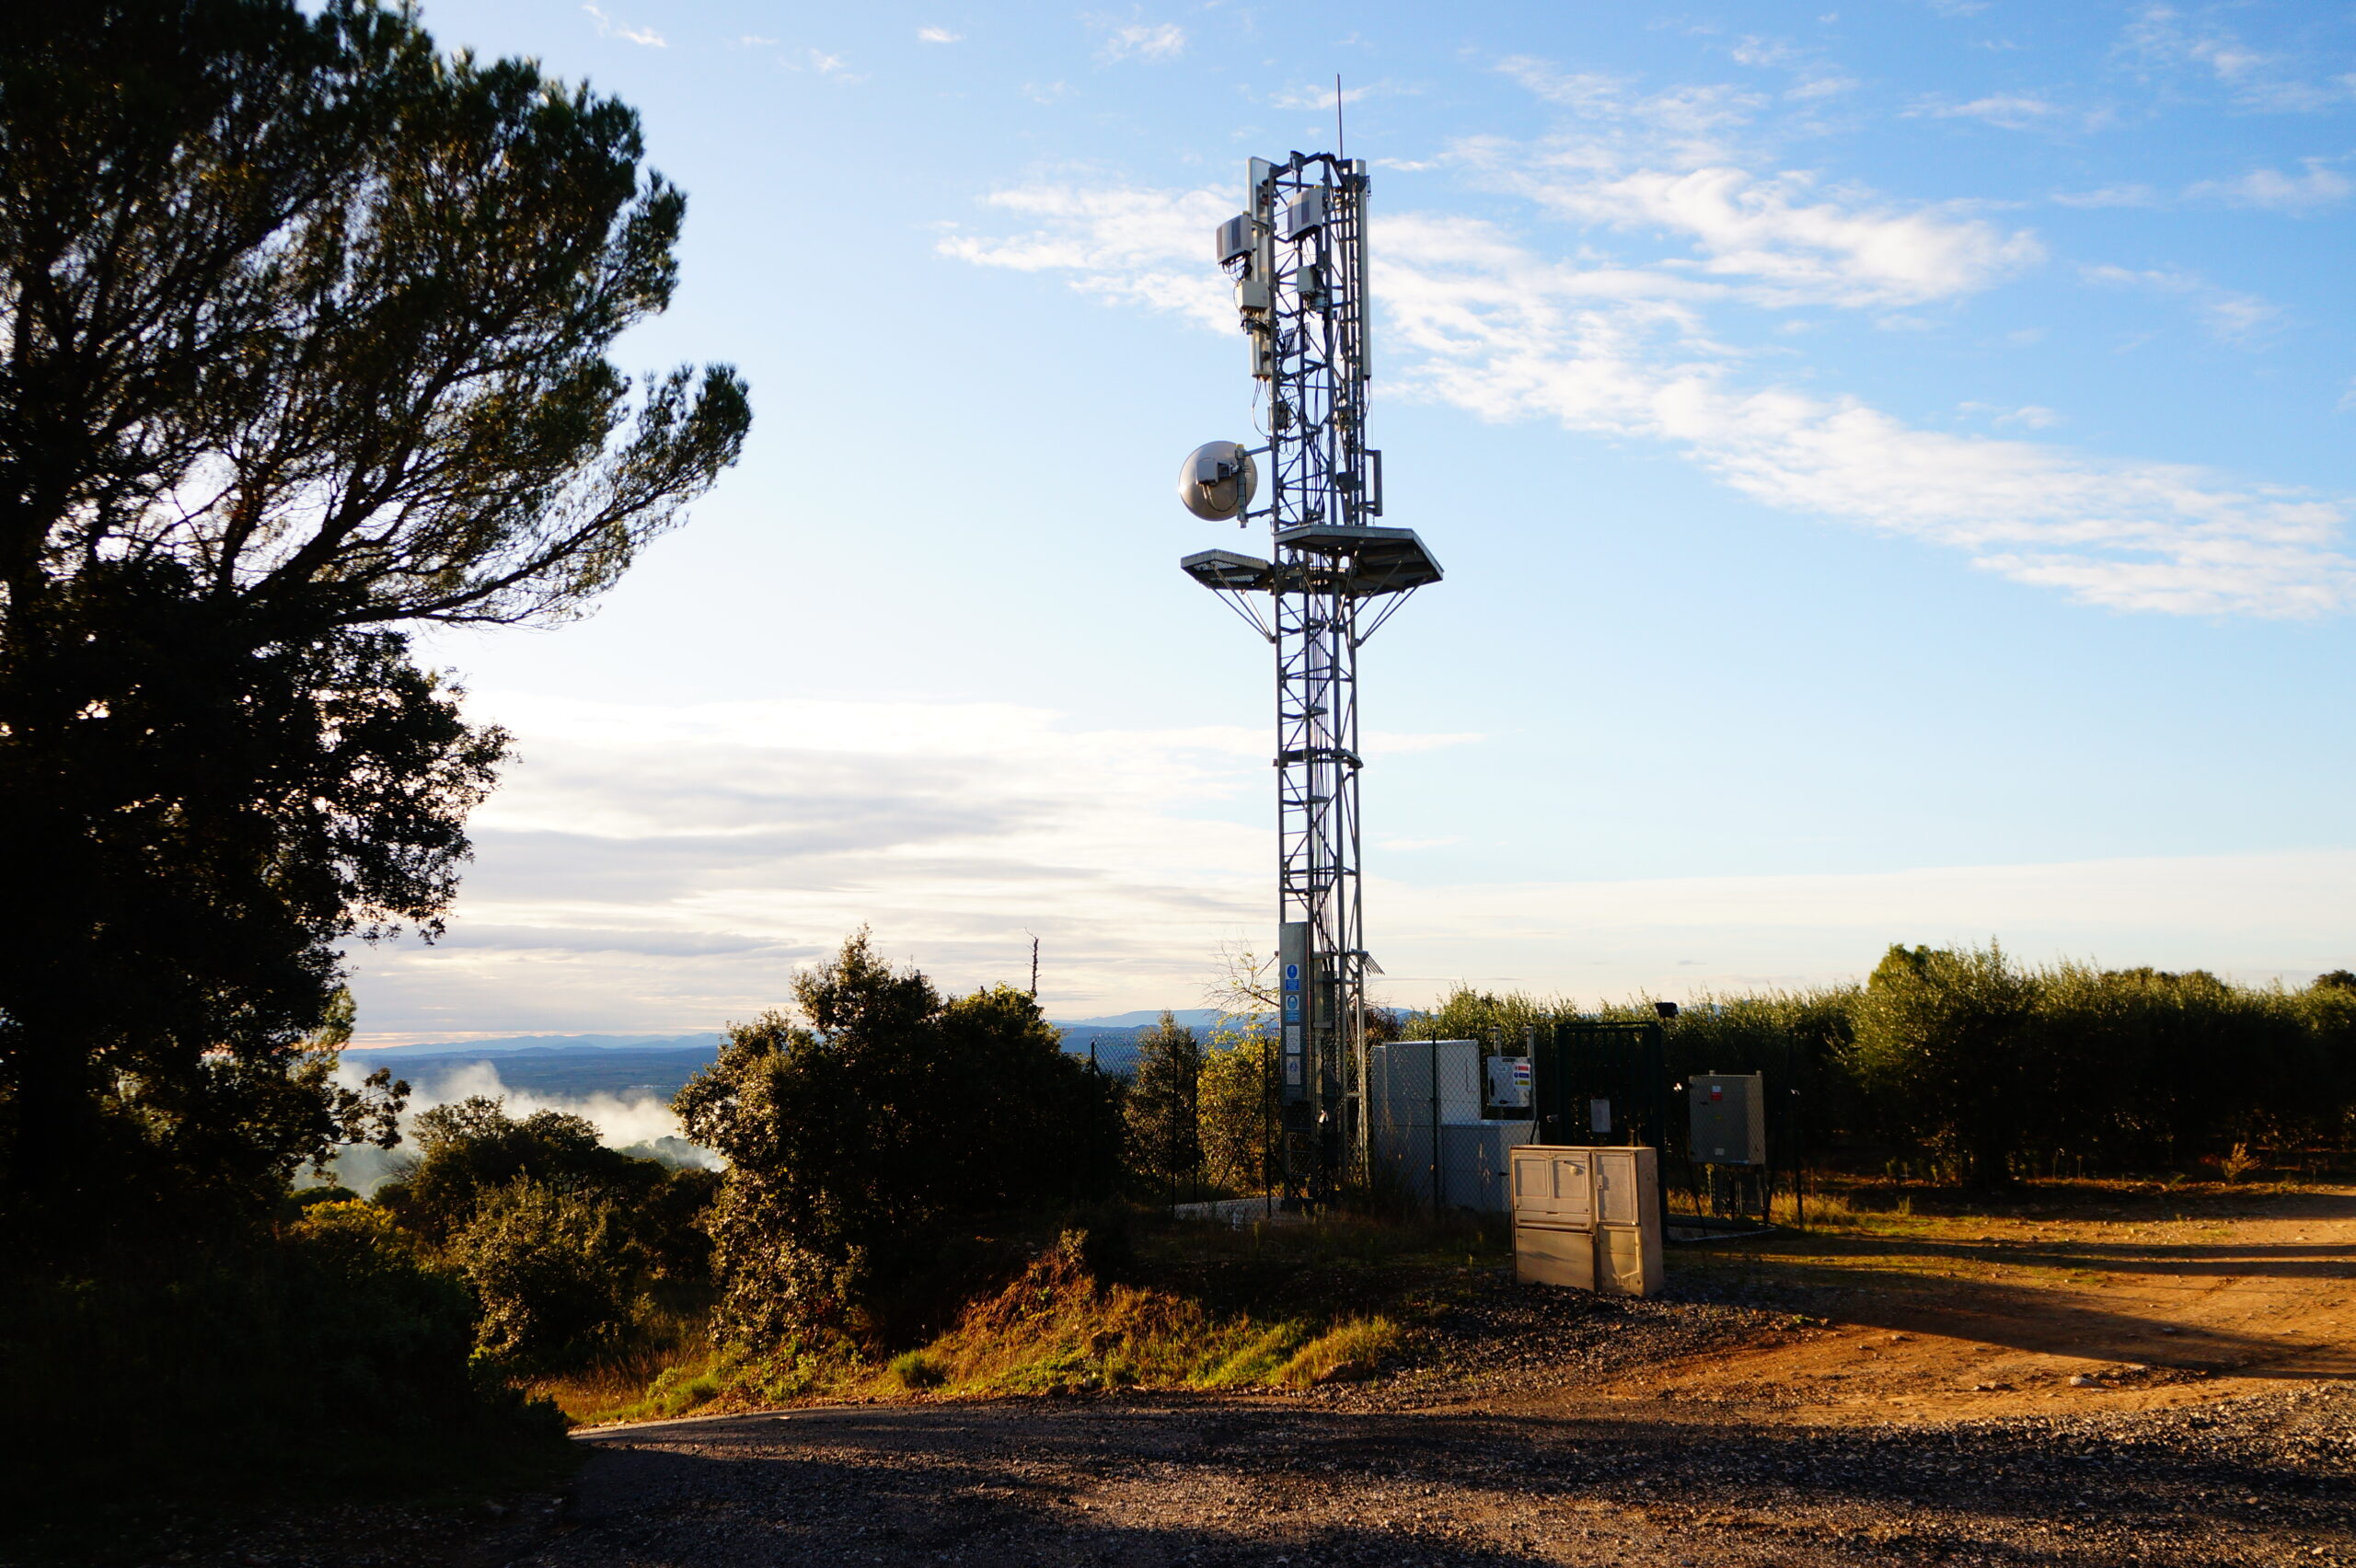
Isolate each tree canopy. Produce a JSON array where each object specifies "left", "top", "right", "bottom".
[
  {"left": 0, "top": 0, "right": 749, "bottom": 1229},
  {"left": 677, "top": 932, "right": 1124, "bottom": 1349}
]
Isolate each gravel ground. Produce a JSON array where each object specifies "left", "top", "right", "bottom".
[
  {"left": 117, "top": 1361, "right": 2354, "bottom": 1566},
  {"left": 531, "top": 1379, "right": 2356, "bottom": 1567},
  {"left": 68, "top": 1252, "right": 2356, "bottom": 1566}
]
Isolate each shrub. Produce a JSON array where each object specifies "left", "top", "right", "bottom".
[
  {"left": 1850, "top": 942, "right": 2041, "bottom": 1186},
  {"left": 1275, "top": 1316, "right": 1400, "bottom": 1387},
  {"left": 676, "top": 930, "right": 1125, "bottom": 1352},
  {"left": 887, "top": 1350, "right": 948, "bottom": 1389},
  {"left": 1126, "top": 1012, "right": 1203, "bottom": 1196},
  {"left": 0, "top": 1205, "right": 563, "bottom": 1524},
  {"left": 1198, "top": 1023, "right": 1276, "bottom": 1196},
  {"left": 449, "top": 1181, "right": 641, "bottom": 1371}
]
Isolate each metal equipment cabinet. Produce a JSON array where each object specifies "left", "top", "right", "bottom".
[
  {"left": 1507, "top": 1145, "right": 1664, "bottom": 1297},
  {"left": 1507, "top": 1146, "right": 1597, "bottom": 1289},
  {"left": 1690, "top": 1074, "right": 1767, "bottom": 1166}
]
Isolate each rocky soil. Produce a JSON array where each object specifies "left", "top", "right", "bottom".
[{"left": 55, "top": 1188, "right": 2356, "bottom": 1567}]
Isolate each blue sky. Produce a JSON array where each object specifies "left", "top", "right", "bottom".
[{"left": 349, "top": 0, "right": 2356, "bottom": 1040}]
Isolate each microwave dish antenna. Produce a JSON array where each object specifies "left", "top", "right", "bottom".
[
  {"left": 1171, "top": 150, "right": 1441, "bottom": 1207},
  {"left": 1178, "top": 440, "right": 1258, "bottom": 522}
]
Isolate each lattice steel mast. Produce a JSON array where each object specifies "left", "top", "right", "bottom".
[{"left": 1175, "top": 152, "right": 1441, "bottom": 1200}]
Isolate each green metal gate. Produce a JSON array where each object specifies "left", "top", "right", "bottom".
[{"left": 1530, "top": 1019, "right": 1671, "bottom": 1237}]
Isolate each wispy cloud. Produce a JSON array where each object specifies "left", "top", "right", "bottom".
[
  {"left": 1272, "top": 81, "right": 1389, "bottom": 112},
  {"left": 945, "top": 178, "right": 2352, "bottom": 618},
  {"left": 2118, "top": 6, "right": 2356, "bottom": 113},
  {"left": 1466, "top": 59, "right": 2041, "bottom": 310},
  {"left": 940, "top": 184, "right": 1240, "bottom": 328},
  {"left": 582, "top": 3, "right": 663, "bottom": 47},
  {"left": 1908, "top": 93, "right": 2112, "bottom": 133},
  {"left": 787, "top": 47, "right": 864, "bottom": 82},
  {"left": 1960, "top": 401, "right": 2064, "bottom": 430},
  {"left": 2080, "top": 263, "right": 2283, "bottom": 344},
  {"left": 1492, "top": 159, "right": 2042, "bottom": 309},
  {"left": 2187, "top": 160, "right": 2353, "bottom": 213},
  {"left": 1089, "top": 15, "right": 1185, "bottom": 63},
  {"left": 2051, "top": 183, "right": 2164, "bottom": 208},
  {"left": 340, "top": 693, "right": 1490, "bottom": 1032},
  {"left": 918, "top": 26, "right": 963, "bottom": 44}
]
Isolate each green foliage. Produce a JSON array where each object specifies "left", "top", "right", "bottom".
[
  {"left": 887, "top": 1349, "right": 948, "bottom": 1389},
  {"left": 449, "top": 1181, "right": 640, "bottom": 1372},
  {"left": 372, "top": 1094, "right": 718, "bottom": 1371},
  {"left": 0, "top": 0, "right": 749, "bottom": 1235},
  {"left": 1850, "top": 941, "right": 2042, "bottom": 1184},
  {"left": 1197, "top": 1021, "right": 1276, "bottom": 1195},
  {"left": 1414, "top": 949, "right": 2354, "bottom": 1180},
  {"left": 676, "top": 930, "right": 1125, "bottom": 1352},
  {"left": 0, "top": 1205, "right": 564, "bottom": 1522},
  {"left": 1125, "top": 1012, "right": 1203, "bottom": 1194},
  {"left": 378, "top": 1095, "right": 673, "bottom": 1245}
]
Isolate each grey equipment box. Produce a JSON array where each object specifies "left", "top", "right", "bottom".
[
  {"left": 1691, "top": 1073, "right": 1766, "bottom": 1166},
  {"left": 1508, "top": 1146, "right": 1664, "bottom": 1297}
]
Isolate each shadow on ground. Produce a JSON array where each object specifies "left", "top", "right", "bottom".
[
  {"left": 1665, "top": 1223, "right": 2356, "bottom": 1380},
  {"left": 547, "top": 1395, "right": 2356, "bottom": 1567}
]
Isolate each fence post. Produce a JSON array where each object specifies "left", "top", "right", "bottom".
[{"left": 1427, "top": 1035, "right": 1440, "bottom": 1216}]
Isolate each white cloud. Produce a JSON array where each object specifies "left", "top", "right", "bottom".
[
  {"left": 2188, "top": 161, "right": 2353, "bottom": 213},
  {"left": 1090, "top": 17, "right": 1185, "bottom": 63},
  {"left": 1272, "top": 81, "right": 1386, "bottom": 112},
  {"left": 345, "top": 695, "right": 1270, "bottom": 1032},
  {"left": 1961, "top": 401, "right": 2063, "bottom": 430},
  {"left": 1494, "top": 57, "right": 1767, "bottom": 160},
  {"left": 947, "top": 179, "right": 2354, "bottom": 618},
  {"left": 341, "top": 695, "right": 2356, "bottom": 1028},
  {"left": 793, "top": 48, "right": 861, "bottom": 79},
  {"left": 325, "top": 1058, "right": 722, "bottom": 1190},
  {"left": 2081, "top": 263, "right": 2282, "bottom": 344},
  {"left": 918, "top": 26, "right": 963, "bottom": 43},
  {"left": 1909, "top": 93, "right": 2110, "bottom": 132},
  {"left": 1461, "top": 60, "right": 2043, "bottom": 310},
  {"left": 1497, "top": 162, "right": 2042, "bottom": 308},
  {"left": 939, "top": 183, "right": 1240, "bottom": 329},
  {"left": 1786, "top": 75, "right": 1858, "bottom": 102},
  {"left": 2118, "top": 6, "right": 2356, "bottom": 113},
  {"left": 2051, "top": 183, "right": 2163, "bottom": 208},
  {"left": 581, "top": 3, "right": 663, "bottom": 47}
]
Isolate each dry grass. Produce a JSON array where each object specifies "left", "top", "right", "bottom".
[
  {"left": 569, "top": 1223, "right": 1420, "bottom": 1426},
  {"left": 518, "top": 1297, "right": 716, "bottom": 1425},
  {"left": 896, "top": 1229, "right": 1401, "bottom": 1397}
]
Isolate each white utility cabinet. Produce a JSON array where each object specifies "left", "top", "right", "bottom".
[{"left": 1508, "top": 1145, "right": 1664, "bottom": 1297}]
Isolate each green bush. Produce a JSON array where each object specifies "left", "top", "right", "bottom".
[
  {"left": 1416, "top": 951, "right": 2356, "bottom": 1180},
  {"left": 0, "top": 1205, "right": 565, "bottom": 1526},
  {"left": 677, "top": 930, "right": 1125, "bottom": 1352},
  {"left": 887, "top": 1349, "right": 947, "bottom": 1389},
  {"left": 449, "top": 1181, "right": 642, "bottom": 1371}
]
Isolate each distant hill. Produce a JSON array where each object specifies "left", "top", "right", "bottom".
[
  {"left": 1052, "top": 1009, "right": 1226, "bottom": 1031},
  {"left": 351, "top": 1032, "right": 722, "bottom": 1059},
  {"left": 343, "top": 1012, "right": 1269, "bottom": 1098},
  {"left": 349, "top": 1037, "right": 722, "bottom": 1102}
]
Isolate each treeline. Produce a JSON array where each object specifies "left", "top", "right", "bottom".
[{"left": 1425, "top": 943, "right": 2356, "bottom": 1184}]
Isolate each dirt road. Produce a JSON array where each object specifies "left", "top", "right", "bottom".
[
  {"left": 127, "top": 1184, "right": 2356, "bottom": 1567},
  {"left": 516, "top": 1187, "right": 2356, "bottom": 1567}
]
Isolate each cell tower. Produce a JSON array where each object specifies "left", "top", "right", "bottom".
[{"left": 1175, "top": 152, "right": 1442, "bottom": 1201}]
